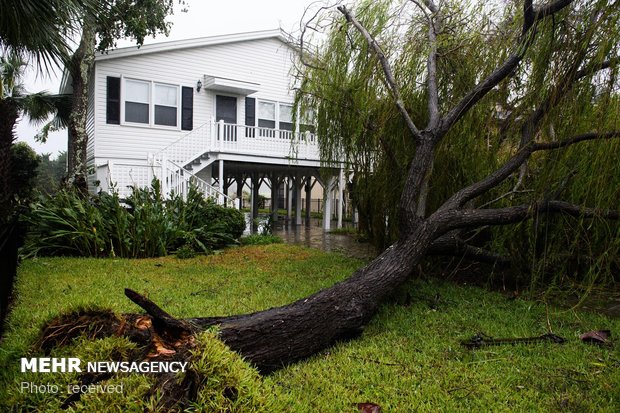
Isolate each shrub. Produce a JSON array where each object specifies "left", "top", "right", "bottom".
[{"left": 22, "top": 181, "right": 245, "bottom": 258}]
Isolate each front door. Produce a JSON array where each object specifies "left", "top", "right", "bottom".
[{"left": 216, "top": 95, "right": 237, "bottom": 141}]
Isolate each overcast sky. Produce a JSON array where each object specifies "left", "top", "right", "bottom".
[{"left": 16, "top": 0, "right": 326, "bottom": 157}]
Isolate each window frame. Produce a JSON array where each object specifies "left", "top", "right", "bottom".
[
  {"left": 120, "top": 76, "right": 181, "bottom": 130},
  {"left": 257, "top": 100, "right": 276, "bottom": 129}
]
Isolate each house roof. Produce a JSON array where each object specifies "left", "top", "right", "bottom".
[{"left": 94, "top": 28, "right": 290, "bottom": 62}]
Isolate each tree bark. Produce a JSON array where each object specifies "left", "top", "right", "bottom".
[
  {"left": 66, "top": 23, "right": 96, "bottom": 194},
  {"left": 142, "top": 224, "right": 439, "bottom": 373}
]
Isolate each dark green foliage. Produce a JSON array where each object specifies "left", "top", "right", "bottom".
[
  {"left": 34, "top": 151, "right": 66, "bottom": 195},
  {"left": 23, "top": 182, "right": 245, "bottom": 258},
  {"left": 297, "top": 0, "right": 620, "bottom": 288},
  {"left": 9, "top": 142, "right": 40, "bottom": 205}
]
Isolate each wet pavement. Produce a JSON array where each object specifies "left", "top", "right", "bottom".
[{"left": 244, "top": 214, "right": 377, "bottom": 260}]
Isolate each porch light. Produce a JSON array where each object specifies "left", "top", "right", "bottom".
[{"left": 196, "top": 79, "right": 202, "bottom": 93}]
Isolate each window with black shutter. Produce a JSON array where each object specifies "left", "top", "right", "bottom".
[
  {"left": 181, "top": 87, "right": 193, "bottom": 130},
  {"left": 106, "top": 77, "right": 120, "bottom": 124}
]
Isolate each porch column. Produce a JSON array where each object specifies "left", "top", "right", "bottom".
[
  {"left": 236, "top": 175, "right": 243, "bottom": 209},
  {"left": 305, "top": 176, "right": 312, "bottom": 223},
  {"left": 218, "top": 160, "right": 224, "bottom": 204},
  {"left": 322, "top": 176, "right": 335, "bottom": 230},
  {"left": 337, "top": 167, "right": 344, "bottom": 228},
  {"left": 287, "top": 177, "right": 293, "bottom": 220},
  {"left": 251, "top": 173, "right": 260, "bottom": 222},
  {"left": 295, "top": 176, "right": 303, "bottom": 225},
  {"left": 270, "top": 174, "right": 279, "bottom": 223}
]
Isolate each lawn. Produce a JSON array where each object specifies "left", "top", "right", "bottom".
[{"left": 1, "top": 244, "right": 618, "bottom": 412}]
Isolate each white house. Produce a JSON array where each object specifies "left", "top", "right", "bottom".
[{"left": 73, "top": 29, "right": 347, "bottom": 229}]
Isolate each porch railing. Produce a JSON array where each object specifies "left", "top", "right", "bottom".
[
  {"left": 102, "top": 160, "right": 236, "bottom": 208},
  {"left": 154, "top": 119, "right": 319, "bottom": 168}
]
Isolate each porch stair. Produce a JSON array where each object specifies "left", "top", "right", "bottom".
[{"left": 149, "top": 119, "right": 320, "bottom": 206}]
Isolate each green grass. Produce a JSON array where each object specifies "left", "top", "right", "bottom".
[
  {"left": 1, "top": 244, "right": 619, "bottom": 412},
  {"left": 240, "top": 234, "right": 283, "bottom": 245}
]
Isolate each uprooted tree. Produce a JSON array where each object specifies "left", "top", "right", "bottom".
[{"left": 33, "top": 0, "right": 619, "bottom": 408}]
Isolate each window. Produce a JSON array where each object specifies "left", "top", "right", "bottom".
[
  {"left": 279, "top": 104, "right": 293, "bottom": 131},
  {"left": 124, "top": 79, "right": 150, "bottom": 124},
  {"left": 258, "top": 101, "right": 275, "bottom": 128},
  {"left": 300, "top": 108, "right": 316, "bottom": 135},
  {"left": 258, "top": 101, "right": 275, "bottom": 137},
  {"left": 154, "top": 84, "right": 178, "bottom": 126},
  {"left": 120, "top": 78, "right": 189, "bottom": 129}
]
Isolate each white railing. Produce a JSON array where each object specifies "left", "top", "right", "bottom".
[
  {"left": 161, "top": 159, "right": 236, "bottom": 208},
  {"left": 156, "top": 122, "right": 211, "bottom": 166},
  {"left": 104, "top": 160, "right": 236, "bottom": 208},
  {"left": 104, "top": 162, "right": 152, "bottom": 199},
  {"left": 154, "top": 119, "right": 320, "bottom": 168}
]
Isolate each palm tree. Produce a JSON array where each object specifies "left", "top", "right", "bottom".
[
  {"left": 0, "top": 0, "right": 100, "bottom": 338},
  {"left": 0, "top": 53, "right": 71, "bottom": 217},
  {"left": 0, "top": 52, "right": 71, "bottom": 336},
  {"left": 0, "top": 0, "right": 99, "bottom": 69}
]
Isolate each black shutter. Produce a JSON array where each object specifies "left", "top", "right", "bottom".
[
  {"left": 245, "top": 97, "right": 255, "bottom": 126},
  {"left": 106, "top": 77, "right": 120, "bottom": 124},
  {"left": 181, "top": 86, "right": 193, "bottom": 131}
]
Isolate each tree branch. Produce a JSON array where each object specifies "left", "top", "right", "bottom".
[
  {"left": 425, "top": 3, "right": 440, "bottom": 129},
  {"left": 442, "top": 131, "right": 620, "bottom": 210},
  {"left": 337, "top": 5, "right": 423, "bottom": 142},
  {"left": 437, "top": 201, "right": 620, "bottom": 233},
  {"left": 428, "top": 234, "right": 511, "bottom": 266},
  {"left": 437, "top": 0, "right": 574, "bottom": 138},
  {"left": 124, "top": 288, "right": 193, "bottom": 337}
]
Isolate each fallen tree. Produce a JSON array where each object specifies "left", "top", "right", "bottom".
[{"left": 32, "top": 0, "right": 619, "bottom": 409}]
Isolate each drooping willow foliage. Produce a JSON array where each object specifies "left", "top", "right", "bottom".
[{"left": 294, "top": 0, "right": 620, "bottom": 288}]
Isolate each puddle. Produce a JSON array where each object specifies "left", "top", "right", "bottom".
[{"left": 244, "top": 213, "right": 376, "bottom": 260}]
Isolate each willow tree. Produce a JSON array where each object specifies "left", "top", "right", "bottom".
[
  {"left": 296, "top": 0, "right": 620, "bottom": 285},
  {"left": 31, "top": 0, "right": 620, "bottom": 403}
]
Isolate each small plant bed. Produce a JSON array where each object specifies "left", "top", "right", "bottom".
[
  {"left": 22, "top": 182, "right": 245, "bottom": 258},
  {"left": 1, "top": 245, "right": 618, "bottom": 411}
]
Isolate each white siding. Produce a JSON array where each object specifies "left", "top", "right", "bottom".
[{"left": 92, "top": 37, "right": 296, "bottom": 162}]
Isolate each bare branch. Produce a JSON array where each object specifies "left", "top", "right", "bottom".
[
  {"left": 535, "top": 0, "right": 574, "bottom": 18},
  {"left": 443, "top": 131, "right": 620, "bottom": 209},
  {"left": 437, "top": 0, "right": 575, "bottom": 138},
  {"left": 337, "top": 5, "right": 423, "bottom": 142},
  {"left": 426, "top": 7, "right": 440, "bottom": 129},
  {"left": 438, "top": 201, "right": 620, "bottom": 233},
  {"left": 533, "top": 131, "right": 620, "bottom": 150},
  {"left": 125, "top": 289, "right": 193, "bottom": 337},
  {"left": 421, "top": 0, "right": 438, "bottom": 14},
  {"left": 428, "top": 234, "right": 511, "bottom": 266}
]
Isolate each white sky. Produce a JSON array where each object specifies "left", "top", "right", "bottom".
[{"left": 15, "top": 0, "right": 328, "bottom": 157}]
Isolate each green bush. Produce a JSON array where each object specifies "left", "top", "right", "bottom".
[{"left": 22, "top": 181, "right": 245, "bottom": 258}]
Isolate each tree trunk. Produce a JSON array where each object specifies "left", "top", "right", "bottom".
[
  {"left": 0, "top": 99, "right": 20, "bottom": 338},
  {"left": 66, "top": 24, "right": 96, "bottom": 194},
  {"left": 197, "top": 231, "right": 434, "bottom": 372},
  {"left": 0, "top": 99, "right": 18, "bottom": 218}
]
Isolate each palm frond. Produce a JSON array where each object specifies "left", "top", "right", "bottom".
[{"left": 0, "top": 0, "right": 103, "bottom": 72}]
